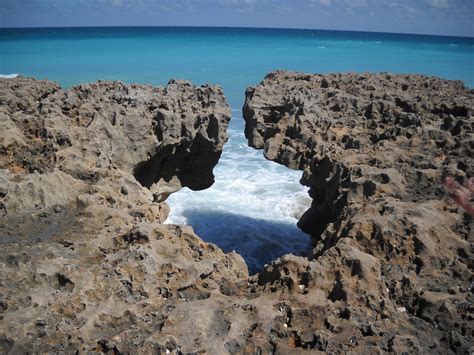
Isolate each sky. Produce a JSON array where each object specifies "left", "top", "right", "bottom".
[{"left": 1, "top": 0, "right": 473, "bottom": 37}]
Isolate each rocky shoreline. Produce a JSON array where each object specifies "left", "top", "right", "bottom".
[
  {"left": 244, "top": 71, "right": 473, "bottom": 353},
  {"left": 0, "top": 73, "right": 472, "bottom": 353}
]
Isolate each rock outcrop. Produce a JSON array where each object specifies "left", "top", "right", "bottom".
[
  {"left": 1, "top": 72, "right": 472, "bottom": 354},
  {"left": 0, "top": 77, "right": 249, "bottom": 353},
  {"left": 244, "top": 71, "right": 473, "bottom": 353}
]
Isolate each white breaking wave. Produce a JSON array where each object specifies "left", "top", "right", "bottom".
[
  {"left": 0, "top": 74, "right": 19, "bottom": 78},
  {"left": 165, "top": 114, "right": 312, "bottom": 273}
]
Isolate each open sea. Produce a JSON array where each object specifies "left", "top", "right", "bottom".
[{"left": 1, "top": 27, "right": 473, "bottom": 273}]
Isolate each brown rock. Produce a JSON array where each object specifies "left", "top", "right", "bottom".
[{"left": 243, "top": 71, "right": 473, "bottom": 353}]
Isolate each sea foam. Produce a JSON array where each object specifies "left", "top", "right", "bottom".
[
  {"left": 166, "top": 113, "right": 312, "bottom": 274},
  {"left": 0, "top": 74, "right": 19, "bottom": 78}
]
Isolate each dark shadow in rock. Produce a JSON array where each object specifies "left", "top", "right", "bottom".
[
  {"left": 179, "top": 210, "right": 311, "bottom": 275},
  {"left": 0, "top": 206, "right": 84, "bottom": 246}
]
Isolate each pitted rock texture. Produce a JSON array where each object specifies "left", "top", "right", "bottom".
[
  {"left": 244, "top": 71, "right": 473, "bottom": 353},
  {"left": 1, "top": 74, "right": 473, "bottom": 354},
  {"left": 0, "top": 77, "right": 231, "bottom": 200},
  {"left": 0, "top": 77, "right": 249, "bottom": 353}
]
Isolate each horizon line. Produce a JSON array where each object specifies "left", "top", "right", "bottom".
[{"left": 1, "top": 25, "right": 473, "bottom": 40}]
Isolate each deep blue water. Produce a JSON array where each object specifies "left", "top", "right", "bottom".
[{"left": 1, "top": 27, "right": 473, "bottom": 273}]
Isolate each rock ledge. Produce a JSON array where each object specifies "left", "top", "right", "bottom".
[{"left": 244, "top": 71, "right": 473, "bottom": 353}]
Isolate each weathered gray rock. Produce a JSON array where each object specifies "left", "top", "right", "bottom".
[
  {"left": 0, "top": 77, "right": 250, "bottom": 353},
  {"left": 244, "top": 71, "right": 473, "bottom": 353},
  {"left": 1, "top": 77, "right": 230, "bottom": 198},
  {"left": 1, "top": 73, "right": 473, "bottom": 354}
]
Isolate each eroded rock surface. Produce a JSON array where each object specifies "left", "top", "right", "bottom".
[
  {"left": 244, "top": 71, "right": 473, "bottom": 353},
  {"left": 0, "top": 77, "right": 250, "bottom": 353},
  {"left": 1, "top": 73, "right": 473, "bottom": 354}
]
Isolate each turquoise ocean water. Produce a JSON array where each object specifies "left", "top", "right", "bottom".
[{"left": 1, "top": 27, "right": 473, "bottom": 273}]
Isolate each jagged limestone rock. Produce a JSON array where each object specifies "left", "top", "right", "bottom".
[{"left": 244, "top": 71, "right": 473, "bottom": 354}]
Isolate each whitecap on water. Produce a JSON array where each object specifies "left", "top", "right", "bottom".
[
  {"left": 166, "top": 113, "right": 312, "bottom": 274},
  {"left": 0, "top": 74, "right": 19, "bottom": 78}
]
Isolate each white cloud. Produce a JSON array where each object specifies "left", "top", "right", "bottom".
[
  {"left": 388, "top": 2, "right": 420, "bottom": 18},
  {"left": 426, "top": 0, "right": 450, "bottom": 8},
  {"left": 310, "top": 0, "right": 331, "bottom": 6},
  {"left": 97, "top": 0, "right": 124, "bottom": 6},
  {"left": 216, "top": 0, "right": 264, "bottom": 10},
  {"left": 345, "top": 0, "right": 368, "bottom": 8},
  {"left": 219, "top": 0, "right": 257, "bottom": 4},
  {"left": 309, "top": 0, "right": 368, "bottom": 9}
]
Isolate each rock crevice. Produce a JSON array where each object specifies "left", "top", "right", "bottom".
[
  {"left": 244, "top": 71, "right": 473, "bottom": 353},
  {"left": 0, "top": 77, "right": 250, "bottom": 353},
  {"left": 0, "top": 73, "right": 472, "bottom": 353}
]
